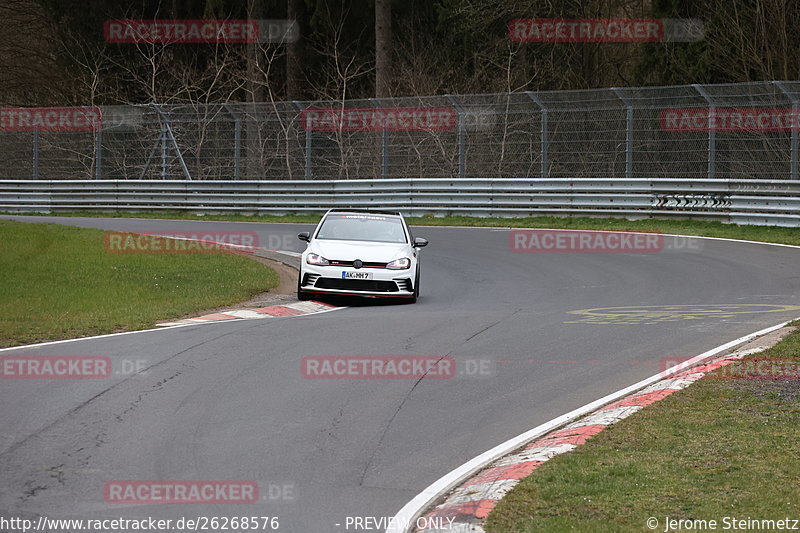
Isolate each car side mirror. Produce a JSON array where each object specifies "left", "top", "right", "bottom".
[
  {"left": 413, "top": 237, "right": 428, "bottom": 248},
  {"left": 298, "top": 232, "right": 310, "bottom": 242}
]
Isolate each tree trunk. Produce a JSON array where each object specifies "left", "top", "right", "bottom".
[
  {"left": 375, "top": 0, "right": 392, "bottom": 97},
  {"left": 286, "top": 0, "right": 304, "bottom": 99},
  {"left": 246, "top": 0, "right": 265, "bottom": 178}
]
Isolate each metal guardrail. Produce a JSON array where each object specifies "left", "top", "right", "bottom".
[{"left": 1, "top": 178, "right": 798, "bottom": 227}]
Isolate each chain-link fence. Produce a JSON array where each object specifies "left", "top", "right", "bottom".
[{"left": 3, "top": 81, "right": 800, "bottom": 180}]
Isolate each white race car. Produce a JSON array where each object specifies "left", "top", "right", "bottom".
[{"left": 297, "top": 209, "right": 428, "bottom": 303}]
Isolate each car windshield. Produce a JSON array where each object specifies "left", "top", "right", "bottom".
[{"left": 316, "top": 214, "right": 407, "bottom": 243}]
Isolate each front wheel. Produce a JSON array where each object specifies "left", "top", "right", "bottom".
[
  {"left": 297, "top": 273, "right": 311, "bottom": 301},
  {"left": 408, "top": 269, "right": 420, "bottom": 304}
]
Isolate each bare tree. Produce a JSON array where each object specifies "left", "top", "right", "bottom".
[
  {"left": 286, "top": 0, "right": 305, "bottom": 99},
  {"left": 375, "top": 0, "right": 392, "bottom": 97},
  {"left": 245, "top": 0, "right": 266, "bottom": 177}
]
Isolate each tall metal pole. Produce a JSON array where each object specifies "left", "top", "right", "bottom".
[
  {"left": 95, "top": 125, "right": 103, "bottom": 180},
  {"left": 526, "top": 92, "right": 548, "bottom": 178},
  {"left": 32, "top": 129, "right": 40, "bottom": 179},
  {"left": 612, "top": 88, "right": 634, "bottom": 179},
  {"left": 223, "top": 104, "right": 242, "bottom": 180},
  {"left": 774, "top": 81, "right": 798, "bottom": 180},
  {"left": 446, "top": 95, "right": 466, "bottom": 179},
  {"left": 693, "top": 84, "right": 716, "bottom": 179},
  {"left": 370, "top": 98, "right": 389, "bottom": 178},
  {"left": 292, "top": 101, "right": 312, "bottom": 179}
]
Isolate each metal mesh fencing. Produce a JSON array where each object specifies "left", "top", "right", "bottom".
[{"left": 2, "top": 81, "right": 800, "bottom": 180}]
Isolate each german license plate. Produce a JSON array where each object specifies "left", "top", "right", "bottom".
[{"left": 342, "top": 271, "right": 372, "bottom": 280}]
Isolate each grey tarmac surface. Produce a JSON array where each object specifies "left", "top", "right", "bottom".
[{"left": 1, "top": 215, "right": 800, "bottom": 532}]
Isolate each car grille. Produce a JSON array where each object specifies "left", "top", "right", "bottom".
[
  {"left": 395, "top": 278, "right": 412, "bottom": 292},
  {"left": 327, "top": 260, "right": 388, "bottom": 268},
  {"left": 314, "top": 278, "right": 400, "bottom": 292}
]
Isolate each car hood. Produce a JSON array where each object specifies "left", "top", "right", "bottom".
[{"left": 309, "top": 239, "right": 409, "bottom": 262}]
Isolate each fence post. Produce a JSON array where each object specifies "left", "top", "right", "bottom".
[
  {"left": 160, "top": 121, "right": 168, "bottom": 179},
  {"left": 147, "top": 103, "right": 192, "bottom": 180},
  {"left": 32, "top": 129, "right": 40, "bottom": 179},
  {"left": 611, "top": 88, "right": 634, "bottom": 179},
  {"left": 526, "top": 92, "right": 548, "bottom": 178},
  {"left": 446, "top": 95, "right": 466, "bottom": 179},
  {"left": 95, "top": 119, "right": 103, "bottom": 180},
  {"left": 293, "top": 101, "right": 311, "bottom": 179},
  {"left": 223, "top": 104, "right": 241, "bottom": 180},
  {"left": 774, "top": 81, "right": 798, "bottom": 180},
  {"left": 693, "top": 84, "right": 716, "bottom": 179},
  {"left": 369, "top": 98, "right": 389, "bottom": 178}
]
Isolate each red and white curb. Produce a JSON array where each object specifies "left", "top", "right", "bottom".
[
  {"left": 412, "top": 348, "right": 764, "bottom": 532},
  {"left": 387, "top": 320, "right": 797, "bottom": 533},
  {"left": 156, "top": 300, "right": 338, "bottom": 327}
]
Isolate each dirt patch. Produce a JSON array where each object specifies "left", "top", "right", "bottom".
[
  {"left": 726, "top": 379, "right": 800, "bottom": 401},
  {"left": 718, "top": 325, "right": 797, "bottom": 357},
  {"left": 248, "top": 255, "right": 297, "bottom": 295}
]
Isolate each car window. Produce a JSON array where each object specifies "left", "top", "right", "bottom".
[{"left": 316, "top": 214, "right": 407, "bottom": 243}]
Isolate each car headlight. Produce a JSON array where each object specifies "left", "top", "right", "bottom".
[
  {"left": 386, "top": 257, "right": 411, "bottom": 270},
  {"left": 306, "top": 253, "right": 330, "bottom": 266}
]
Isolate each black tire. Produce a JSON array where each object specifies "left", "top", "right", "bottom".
[
  {"left": 297, "top": 273, "right": 311, "bottom": 301},
  {"left": 408, "top": 269, "right": 420, "bottom": 303}
]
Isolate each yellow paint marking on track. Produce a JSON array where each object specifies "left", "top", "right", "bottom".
[{"left": 566, "top": 304, "right": 800, "bottom": 325}]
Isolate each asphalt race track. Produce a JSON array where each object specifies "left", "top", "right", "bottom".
[{"left": 2, "top": 215, "right": 800, "bottom": 532}]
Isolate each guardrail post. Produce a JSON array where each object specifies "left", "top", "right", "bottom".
[
  {"left": 611, "top": 88, "right": 634, "bottom": 179},
  {"left": 223, "top": 104, "right": 241, "bottom": 180},
  {"left": 369, "top": 98, "right": 389, "bottom": 178},
  {"left": 293, "top": 101, "right": 311, "bottom": 179},
  {"left": 32, "top": 129, "right": 40, "bottom": 179},
  {"left": 693, "top": 84, "right": 716, "bottom": 179},
  {"left": 774, "top": 81, "right": 798, "bottom": 180},
  {"left": 446, "top": 94, "right": 466, "bottom": 179},
  {"left": 526, "top": 92, "right": 548, "bottom": 178}
]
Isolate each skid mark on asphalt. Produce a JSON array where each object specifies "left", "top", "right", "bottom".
[{"left": 358, "top": 310, "right": 524, "bottom": 488}]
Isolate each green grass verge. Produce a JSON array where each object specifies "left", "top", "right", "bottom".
[
  {"left": 8, "top": 211, "right": 800, "bottom": 247},
  {"left": 485, "top": 327, "right": 800, "bottom": 533},
  {"left": 0, "top": 220, "right": 278, "bottom": 348}
]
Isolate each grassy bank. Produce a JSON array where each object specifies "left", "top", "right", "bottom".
[
  {"left": 486, "top": 326, "right": 800, "bottom": 533},
  {"left": 0, "top": 220, "right": 277, "bottom": 348}
]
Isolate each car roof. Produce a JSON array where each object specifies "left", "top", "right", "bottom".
[{"left": 325, "top": 208, "right": 403, "bottom": 217}]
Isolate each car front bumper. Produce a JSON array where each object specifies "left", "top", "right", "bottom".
[{"left": 299, "top": 264, "right": 415, "bottom": 298}]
